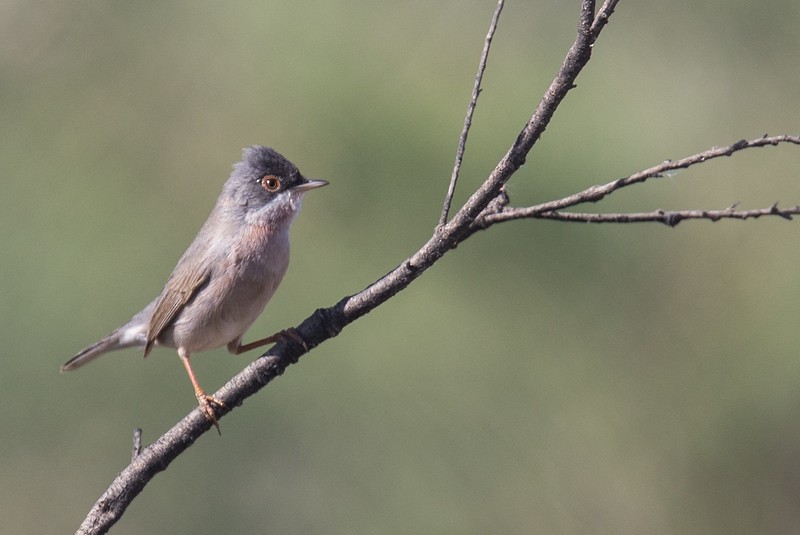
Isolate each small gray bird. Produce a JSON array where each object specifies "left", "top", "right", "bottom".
[{"left": 62, "top": 146, "right": 328, "bottom": 432}]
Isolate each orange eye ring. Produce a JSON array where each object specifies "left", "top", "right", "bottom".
[{"left": 261, "top": 175, "right": 281, "bottom": 192}]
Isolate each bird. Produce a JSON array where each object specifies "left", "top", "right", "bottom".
[{"left": 61, "top": 146, "right": 328, "bottom": 432}]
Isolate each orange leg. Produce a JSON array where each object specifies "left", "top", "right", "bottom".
[
  {"left": 227, "top": 328, "right": 307, "bottom": 355},
  {"left": 179, "top": 348, "right": 226, "bottom": 434}
]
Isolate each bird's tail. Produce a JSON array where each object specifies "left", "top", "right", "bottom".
[
  {"left": 62, "top": 315, "right": 150, "bottom": 372},
  {"left": 61, "top": 331, "right": 125, "bottom": 372}
]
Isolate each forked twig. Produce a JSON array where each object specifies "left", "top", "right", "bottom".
[{"left": 471, "top": 135, "right": 800, "bottom": 230}]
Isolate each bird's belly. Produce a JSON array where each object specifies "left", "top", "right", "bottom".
[
  {"left": 169, "top": 266, "right": 288, "bottom": 353},
  {"left": 158, "top": 226, "right": 290, "bottom": 353},
  {"left": 167, "top": 278, "right": 278, "bottom": 352}
]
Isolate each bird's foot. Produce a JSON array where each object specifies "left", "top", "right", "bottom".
[
  {"left": 195, "top": 391, "right": 227, "bottom": 434},
  {"left": 278, "top": 327, "right": 309, "bottom": 352}
]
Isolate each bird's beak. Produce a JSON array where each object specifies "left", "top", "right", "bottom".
[{"left": 294, "top": 178, "right": 329, "bottom": 192}]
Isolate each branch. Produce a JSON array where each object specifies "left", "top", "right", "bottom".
[
  {"left": 439, "top": 0, "right": 504, "bottom": 226},
  {"left": 471, "top": 134, "right": 800, "bottom": 230},
  {"left": 590, "top": 0, "right": 620, "bottom": 38},
  {"left": 454, "top": 0, "right": 599, "bottom": 213},
  {"left": 342, "top": 0, "right": 609, "bottom": 322},
  {"left": 536, "top": 203, "right": 800, "bottom": 226}
]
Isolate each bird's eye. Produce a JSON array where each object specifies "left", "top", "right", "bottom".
[{"left": 261, "top": 175, "right": 281, "bottom": 192}]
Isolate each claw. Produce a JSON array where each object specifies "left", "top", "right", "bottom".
[
  {"left": 196, "top": 392, "right": 227, "bottom": 434},
  {"left": 280, "top": 327, "right": 309, "bottom": 352}
]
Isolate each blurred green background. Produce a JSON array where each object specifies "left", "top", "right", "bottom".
[{"left": 2, "top": 1, "right": 800, "bottom": 533}]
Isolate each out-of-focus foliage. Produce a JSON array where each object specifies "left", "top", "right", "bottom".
[{"left": 2, "top": 1, "right": 800, "bottom": 533}]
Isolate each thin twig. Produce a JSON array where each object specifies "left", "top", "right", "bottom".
[
  {"left": 438, "top": 0, "right": 504, "bottom": 227},
  {"left": 473, "top": 134, "right": 800, "bottom": 228},
  {"left": 535, "top": 203, "right": 800, "bottom": 226},
  {"left": 439, "top": 0, "right": 600, "bottom": 240},
  {"left": 590, "top": 0, "right": 620, "bottom": 37}
]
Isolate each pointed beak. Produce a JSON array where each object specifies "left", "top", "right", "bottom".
[{"left": 293, "top": 178, "right": 329, "bottom": 193}]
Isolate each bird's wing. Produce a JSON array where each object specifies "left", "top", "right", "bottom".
[{"left": 144, "top": 263, "right": 211, "bottom": 356}]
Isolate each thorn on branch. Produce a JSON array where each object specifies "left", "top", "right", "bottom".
[
  {"left": 404, "top": 258, "right": 420, "bottom": 274},
  {"left": 771, "top": 202, "right": 794, "bottom": 220},
  {"left": 131, "top": 428, "right": 142, "bottom": 461}
]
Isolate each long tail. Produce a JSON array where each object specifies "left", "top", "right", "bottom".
[
  {"left": 61, "top": 331, "right": 124, "bottom": 371},
  {"left": 62, "top": 311, "right": 151, "bottom": 372}
]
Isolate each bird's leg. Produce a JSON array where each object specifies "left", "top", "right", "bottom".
[
  {"left": 227, "top": 328, "right": 307, "bottom": 354},
  {"left": 178, "top": 348, "right": 226, "bottom": 434}
]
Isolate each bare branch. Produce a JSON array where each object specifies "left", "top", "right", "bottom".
[
  {"left": 580, "top": 0, "right": 596, "bottom": 33},
  {"left": 439, "top": 0, "right": 505, "bottom": 227},
  {"left": 535, "top": 203, "right": 800, "bottom": 226},
  {"left": 472, "top": 134, "right": 800, "bottom": 229},
  {"left": 591, "top": 0, "right": 620, "bottom": 37},
  {"left": 344, "top": 2, "right": 617, "bottom": 322},
  {"left": 442, "top": 0, "right": 607, "bottom": 239}
]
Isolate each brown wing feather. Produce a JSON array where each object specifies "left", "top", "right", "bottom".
[{"left": 144, "top": 266, "right": 210, "bottom": 356}]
